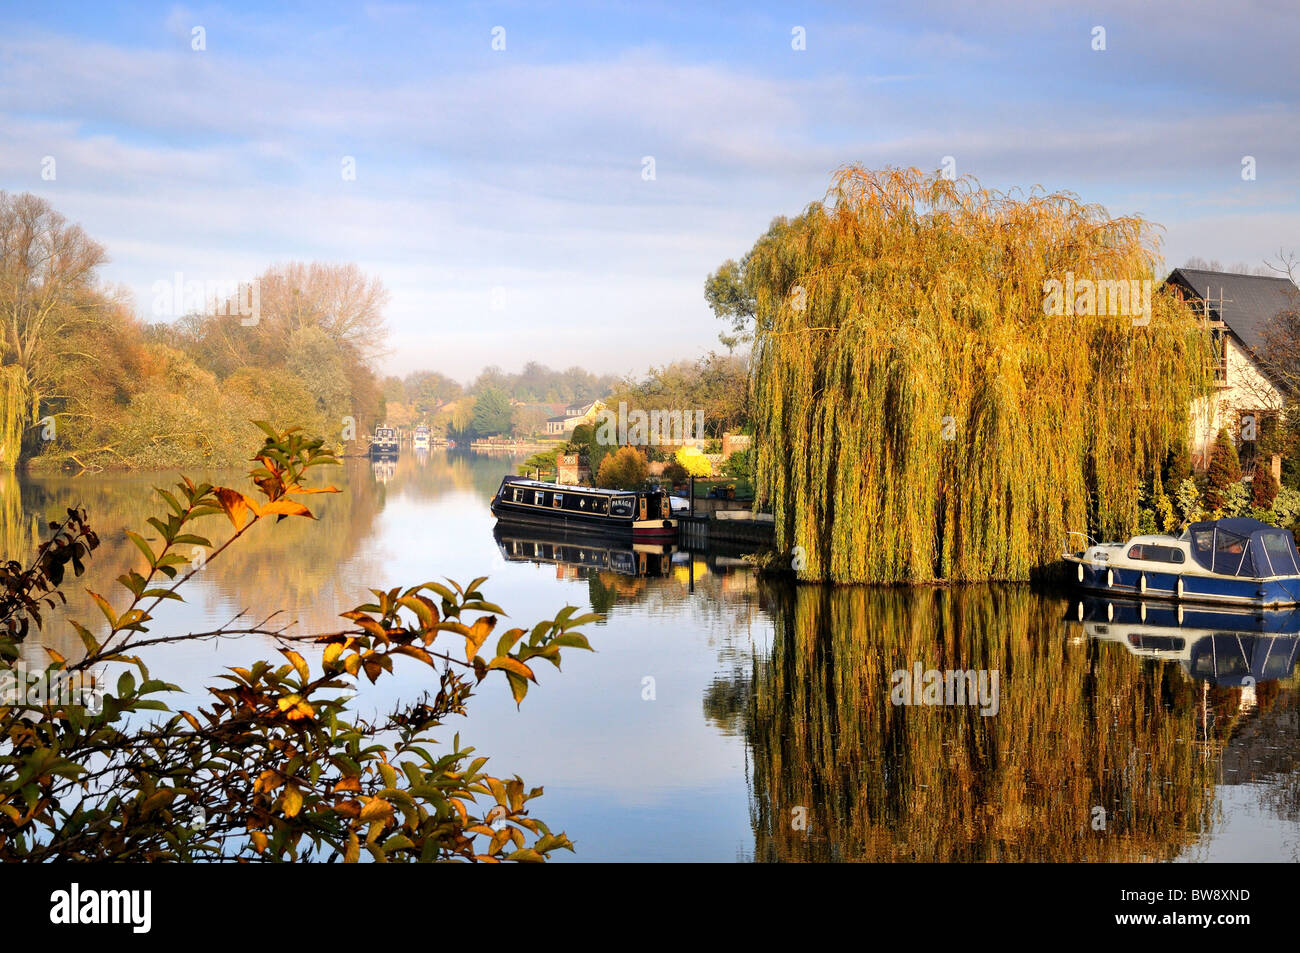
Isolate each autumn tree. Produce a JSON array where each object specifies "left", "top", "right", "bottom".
[
  {"left": 595, "top": 446, "right": 648, "bottom": 490},
  {"left": 0, "top": 192, "right": 111, "bottom": 469}
]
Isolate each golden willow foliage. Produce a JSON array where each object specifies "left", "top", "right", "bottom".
[
  {"left": 748, "top": 167, "right": 1214, "bottom": 582},
  {"left": 747, "top": 585, "right": 1236, "bottom": 862},
  {"left": 0, "top": 366, "right": 30, "bottom": 472}
]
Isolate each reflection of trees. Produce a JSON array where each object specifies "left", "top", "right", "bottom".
[
  {"left": 0, "top": 471, "right": 39, "bottom": 561},
  {"left": 747, "top": 584, "right": 1226, "bottom": 862},
  {"left": 8, "top": 460, "right": 383, "bottom": 658}
]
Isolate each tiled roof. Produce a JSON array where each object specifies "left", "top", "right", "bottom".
[{"left": 1166, "top": 268, "right": 1299, "bottom": 355}]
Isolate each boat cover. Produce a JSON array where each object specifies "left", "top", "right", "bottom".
[{"left": 1184, "top": 517, "right": 1300, "bottom": 577}]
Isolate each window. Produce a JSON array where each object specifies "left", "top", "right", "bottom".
[
  {"left": 513, "top": 488, "right": 523, "bottom": 502},
  {"left": 1127, "top": 544, "right": 1184, "bottom": 564},
  {"left": 553, "top": 493, "right": 564, "bottom": 508},
  {"left": 1258, "top": 531, "right": 1300, "bottom": 575}
]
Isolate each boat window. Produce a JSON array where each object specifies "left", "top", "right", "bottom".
[
  {"left": 1126, "top": 543, "right": 1184, "bottom": 564},
  {"left": 513, "top": 488, "right": 523, "bottom": 502},
  {"left": 1259, "top": 531, "right": 1300, "bottom": 575},
  {"left": 554, "top": 493, "right": 564, "bottom": 508}
]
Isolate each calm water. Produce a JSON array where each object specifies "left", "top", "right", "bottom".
[{"left": 5, "top": 452, "right": 1299, "bottom": 862}]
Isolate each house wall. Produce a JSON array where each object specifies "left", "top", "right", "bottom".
[{"left": 1189, "top": 335, "right": 1285, "bottom": 470}]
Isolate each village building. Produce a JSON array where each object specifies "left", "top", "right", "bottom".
[{"left": 1164, "top": 268, "right": 1297, "bottom": 479}]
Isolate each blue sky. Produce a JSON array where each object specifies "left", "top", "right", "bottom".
[{"left": 2, "top": 1, "right": 1297, "bottom": 379}]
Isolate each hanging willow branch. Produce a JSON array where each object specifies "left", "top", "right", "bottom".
[
  {"left": 0, "top": 366, "right": 29, "bottom": 473},
  {"left": 746, "top": 166, "right": 1213, "bottom": 584}
]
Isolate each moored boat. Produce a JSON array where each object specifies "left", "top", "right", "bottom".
[
  {"left": 368, "top": 427, "right": 399, "bottom": 458},
  {"left": 412, "top": 425, "right": 431, "bottom": 451},
  {"left": 491, "top": 475, "right": 676, "bottom": 540},
  {"left": 1063, "top": 517, "right": 1300, "bottom": 608}
]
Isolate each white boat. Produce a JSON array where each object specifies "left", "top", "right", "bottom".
[{"left": 1063, "top": 517, "right": 1300, "bottom": 608}]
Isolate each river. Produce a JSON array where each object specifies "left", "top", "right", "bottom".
[{"left": 5, "top": 451, "right": 1299, "bottom": 861}]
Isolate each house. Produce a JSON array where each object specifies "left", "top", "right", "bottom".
[
  {"left": 545, "top": 400, "right": 606, "bottom": 436},
  {"left": 1164, "top": 268, "right": 1298, "bottom": 477}
]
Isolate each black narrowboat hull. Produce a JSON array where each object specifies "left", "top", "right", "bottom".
[{"left": 490, "top": 476, "right": 676, "bottom": 540}]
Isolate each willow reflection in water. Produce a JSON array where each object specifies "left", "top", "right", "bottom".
[{"left": 745, "top": 585, "right": 1299, "bottom": 862}]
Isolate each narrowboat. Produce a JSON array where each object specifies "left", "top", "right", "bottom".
[
  {"left": 490, "top": 475, "right": 676, "bottom": 540},
  {"left": 369, "top": 427, "right": 399, "bottom": 459},
  {"left": 1063, "top": 517, "right": 1300, "bottom": 608},
  {"left": 412, "top": 425, "right": 431, "bottom": 451},
  {"left": 1070, "top": 596, "right": 1300, "bottom": 688}
]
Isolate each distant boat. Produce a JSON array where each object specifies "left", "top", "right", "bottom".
[
  {"left": 412, "top": 425, "right": 431, "bottom": 451},
  {"left": 1064, "top": 517, "right": 1300, "bottom": 608},
  {"left": 368, "top": 427, "right": 399, "bottom": 459},
  {"left": 491, "top": 476, "right": 676, "bottom": 540}
]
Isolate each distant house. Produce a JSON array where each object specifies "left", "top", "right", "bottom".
[
  {"left": 546, "top": 400, "right": 605, "bottom": 436},
  {"left": 1165, "top": 268, "right": 1298, "bottom": 475}
]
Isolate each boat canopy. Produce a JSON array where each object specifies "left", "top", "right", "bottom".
[{"left": 1182, "top": 518, "right": 1300, "bottom": 577}]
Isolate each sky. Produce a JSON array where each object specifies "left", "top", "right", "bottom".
[{"left": 2, "top": 1, "right": 1298, "bottom": 381}]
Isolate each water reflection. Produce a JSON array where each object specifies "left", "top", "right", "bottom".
[
  {"left": 745, "top": 585, "right": 1299, "bottom": 862},
  {"left": 3, "top": 455, "right": 1298, "bottom": 861}
]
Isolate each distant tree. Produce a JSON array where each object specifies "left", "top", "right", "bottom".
[
  {"left": 512, "top": 404, "right": 549, "bottom": 437},
  {"left": 470, "top": 386, "right": 513, "bottom": 436},
  {"left": 595, "top": 446, "right": 648, "bottom": 489},
  {"left": 1206, "top": 429, "right": 1242, "bottom": 509}
]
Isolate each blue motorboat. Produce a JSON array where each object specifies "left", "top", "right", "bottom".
[{"left": 1063, "top": 517, "right": 1300, "bottom": 608}]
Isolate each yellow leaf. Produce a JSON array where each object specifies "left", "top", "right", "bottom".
[
  {"left": 282, "top": 785, "right": 303, "bottom": 818},
  {"left": 214, "top": 487, "right": 252, "bottom": 529},
  {"left": 487, "top": 656, "right": 536, "bottom": 683},
  {"left": 281, "top": 649, "right": 310, "bottom": 683},
  {"left": 464, "top": 615, "right": 497, "bottom": 662},
  {"left": 260, "top": 500, "right": 314, "bottom": 519},
  {"left": 344, "top": 831, "right": 360, "bottom": 863},
  {"left": 250, "top": 830, "right": 268, "bottom": 854},
  {"left": 360, "top": 798, "right": 394, "bottom": 822}
]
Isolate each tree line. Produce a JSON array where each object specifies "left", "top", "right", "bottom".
[{"left": 0, "top": 191, "right": 387, "bottom": 471}]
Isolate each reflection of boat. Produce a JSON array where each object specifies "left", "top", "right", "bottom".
[
  {"left": 1073, "top": 596, "right": 1300, "bottom": 687},
  {"left": 1063, "top": 517, "right": 1300, "bottom": 607},
  {"left": 493, "top": 524, "right": 674, "bottom": 577},
  {"left": 368, "top": 427, "right": 400, "bottom": 459},
  {"left": 412, "top": 426, "right": 431, "bottom": 451},
  {"left": 491, "top": 476, "right": 676, "bottom": 540},
  {"left": 371, "top": 458, "right": 396, "bottom": 484}
]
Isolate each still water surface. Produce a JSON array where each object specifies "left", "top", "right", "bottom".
[{"left": 6, "top": 452, "right": 1299, "bottom": 861}]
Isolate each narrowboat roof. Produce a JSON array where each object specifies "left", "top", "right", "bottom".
[{"left": 500, "top": 476, "right": 647, "bottom": 497}]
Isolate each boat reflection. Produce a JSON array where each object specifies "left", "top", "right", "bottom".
[
  {"left": 1073, "top": 596, "right": 1300, "bottom": 688},
  {"left": 492, "top": 524, "right": 675, "bottom": 577}
]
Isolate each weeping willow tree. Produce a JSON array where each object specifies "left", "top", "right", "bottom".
[
  {"left": 0, "top": 366, "right": 30, "bottom": 472},
  {"left": 742, "top": 167, "right": 1213, "bottom": 583}
]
